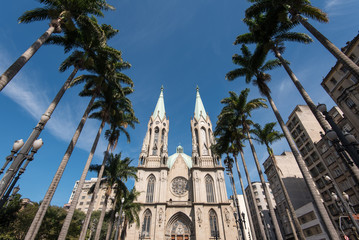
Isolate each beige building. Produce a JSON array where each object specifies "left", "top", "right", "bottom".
[
  {"left": 245, "top": 182, "right": 276, "bottom": 240},
  {"left": 125, "top": 88, "right": 238, "bottom": 240},
  {"left": 263, "top": 151, "right": 328, "bottom": 240},
  {"left": 286, "top": 105, "right": 359, "bottom": 239},
  {"left": 321, "top": 34, "right": 359, "bottom": 132},
  {"left": 67, "top": 178, "right": 115, "bottom": 213}
]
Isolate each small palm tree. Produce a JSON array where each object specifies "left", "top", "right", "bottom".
[
  {"left": 119, "top": 188, "right": 141, "bottom": 240},
  {"left": 88, "top": 153, "right": 137, "bottom": 240},
  {"left": 0, "top": 0, "right": 114, "bottom": 91},
  {"left": 58, "top": 77, "right": 134, "bottom": 240},
  {"left": 219, "top": 88, "right": 283, "bottom": 240},
  {"left": 226, "top": 44, "right": 339, "bottom": 239},
  {"left": 213, "top": 112, "right": 258, "bottom": 240},
  {"left": 251, "top": 122, "right": 305, "bottom": 239},
  {"left": 245, "top": 0, "right": 359, "bottom": 80}
]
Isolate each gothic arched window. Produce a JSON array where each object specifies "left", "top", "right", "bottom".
[
  {"left": 205, "top": 175, "right": 215, "bottom": 202},
  {"left": 209, "top": 210, "right": 219, "bottom": 237},
  {"left": 201, "top": 128, "right": 209, "bottom": 155},
  {"left": 152, "top": 127, "right": 159, "bottom": 155},
  {"left": 146, "top": 175, "right": 155, "bottom": 203},
  {"left": 142, "top": 209, "right": 151, "bottom": 237},
  {"left": 161, "top": 129, "right": 166, "bottom": 143}
]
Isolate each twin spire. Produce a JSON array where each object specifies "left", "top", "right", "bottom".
[{"left": 152, "top": 86, "right": 207, "bottom": 120}]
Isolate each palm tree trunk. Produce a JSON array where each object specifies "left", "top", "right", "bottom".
[
  {"left": 234, "top": 153, "right": 257, "bottom": 240},
  {"left": 94, "top": 190, "right": 110, "bottom": 240},
  {"left": 0, "top": 67, "right": 78, "bottom": 201},
  {"left": 79, "top": 142, "right": 111, "bottom": 240},
  {"left": 285, "top": 207, "right": 298, "bottom": 240},
  {"left": 58, "top": 119, "right": 106, "bottom": 240},
  {"left": 25, "top": 90, "right": 95, "bottom": 240},
  {"left": 296, "top": 14, "right": 359, "bottom": 80},
  {"left": 105, "top": 204, "right": 117, "bottom": 240},
  {"left": 120, "top": 219, "right": 128, "bottom": 240},
  {"left": 272, "top": 47, "right": 330, "bottom": 131},
  {"left": 269, "top": 152, "right": 305, "bottom": 240},
  {"left": 239, "top": 148, "right": 267, "bottom": 240},
  {"left": 228, "top": 168, "right": 246, "bottom": 240},
  {"left": 0, "top": 19, "right": 61, "bottom": 91},
  {"left": 265, "top": 92, "right": 339, "bottom": 239},
  {"left": 245, "top": 129, "right": 283, "bottom": 240}
]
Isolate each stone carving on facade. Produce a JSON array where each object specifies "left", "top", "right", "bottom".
[
  {"left": 158, "top": 208, "right": 164, "bottom": 223},
  {"left": 196, "top": 208, "right": 202, "bottom": 223},
  {"left": 195, "top": 172, "right": 200, "bottom": 182},
  {"left": 161, "top": 171, "right": 167, "bottom": 182},
  {"left": 225, "top": 208, "right": 230, "bottom": 224}
]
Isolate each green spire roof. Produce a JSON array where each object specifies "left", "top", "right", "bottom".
[
  {"left": 194, "top": 86, "right": 207, "bottom": 120},
  {"left": 152, "top": 86, "right": 166, "bottom": 120}
]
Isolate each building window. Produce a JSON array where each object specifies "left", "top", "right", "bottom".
[
  {"left": 209, "top": 210, "right": 219, "bottom": 237},
  {"left": 342, "top": 123, "right": 352, "bottom": 133},
  {"left": 345, "top": 98, "right": 356, "bottom": 109},
  {"left": 205, "top": 175, "right": 215, "bottom": 202},
  {"left": 330, "top": 77, "right": 337, "bottom": 85},
  {"left": 142, "top": 210, "right": 151, "bottom": 237},
  {"left": 79, "top": 202, "right": 83, "bottom": 206},
  {"left": 332, "top": 167, "right": 343, "bottom": 178},
  {"left": 303, "top": 224, "right": 322, "bottom": 237},
  {"left": 146, "top": 175, "right": 155, "bottom": 203},
  {"left": 152, "top": 127, "right": 159, "bottom": 155},
  {"left": 339, "top": 66, "right": 348, "bottom": 74}
]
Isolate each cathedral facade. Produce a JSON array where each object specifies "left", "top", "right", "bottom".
[{"left": 126, "top": 87, "right": 238, "bottom": 240}]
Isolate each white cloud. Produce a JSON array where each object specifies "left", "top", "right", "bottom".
[{"left": 0, "top": 48, "right": 107, "bottom": 159}]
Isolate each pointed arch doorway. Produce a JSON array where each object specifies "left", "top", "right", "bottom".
[{"left": 165, "top": 212, "right": 193, "bottom": 240}]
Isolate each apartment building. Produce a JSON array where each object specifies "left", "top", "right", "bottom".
[
  {"left": 67, "top": 178, "right": 115, "bottom": 213},
  {"left": 245, "top": 182, "right": 277, "bottom": 240},
  {"left": 263, "top": 151, "right": 328, "bottom": 240},
  {"left": 321, "top": 34, "right": 359, "bottom": 132}
]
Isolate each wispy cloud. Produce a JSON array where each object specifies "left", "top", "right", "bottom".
[
  {"left": 324, "top": 0, "right": 358, "bottom": 16},
  {"left": 0, "top": 47, "right": 107, "bottom": 160}
]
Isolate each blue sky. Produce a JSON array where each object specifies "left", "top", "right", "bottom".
[{"left": 0, "top": 0, "right": 358, "bottom": 206}]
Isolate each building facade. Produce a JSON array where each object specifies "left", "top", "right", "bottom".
[
  {"left": 263, "top": 151, "right": 328, "bottom": 240},
  {"left": 237, "top": 194, "right": 254, "bottom": 240},
  {"left": 66, "top": 178, "right": 115, "bottom": 213},
  {"left": 125, "top": 87, "right": 238, "bottom": 240},
  {"left": 321, "top": 34, "right": 359, "bottom": 132},
  {"left": 245, "top": 182, "right": 276, "bottom": 240},
  {"left": 286, "top": 105, "right": 359, "bottom": 239}
]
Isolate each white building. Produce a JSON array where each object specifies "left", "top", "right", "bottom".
[
  {"left": 125, "top": 87, "right": 238, "bottom": 240},
  {"left": 237, "top": 194, "right": 254, "bottom": 240}
]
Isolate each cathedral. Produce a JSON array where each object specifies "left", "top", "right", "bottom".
[{"left": 126, "top": 87, "right": 238, "bottom": 240}]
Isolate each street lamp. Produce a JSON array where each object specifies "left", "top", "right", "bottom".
[
  {"left": 324, "top": 175, "right": 359, "bottom": 233},
  {"left": 0, "top": 139, "right": 43, "bottom": 209},
  {"left": 317, "top": 103, "right": 359, "bottom": 168},
  {"left": 114, "top": 197, "right": 125, "bottom": 240},
  {"left": 0, "top": 139, "right": 24, "bottom": 175},
  {"left": 260, "top": 211, "right": 271, "bottom": 240}
]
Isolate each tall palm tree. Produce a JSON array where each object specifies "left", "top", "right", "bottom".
[
  {"left": 219, "top": 89, "right": 283, "bottom": 240},
  {"left": 251, "top": 122, "right": 304, "bottom": 239},
  {"left": 226, "top": 44, "right": 339, "bottom": 239},
  {"left": 236, "top": 12, "right": 331, "bottom": 133},
  {"left": 213, "top": 114, "right": 257, "bottom": 240},
  {"left": 88, "top": 153, "right": 137, "bottom": 240},
  {"left": 23, "top": 19, "right": 123, "bottom": 240},
  {"left": 245, "top": 0, "right": 359, "bottom": 80},
  {"left": 0, "top": 0, "right": 114, "bottom": 91},
  {"left": 58, "top": 69, "right": 134, "bottom": 240},
  {"left": 79, "top": 109, "right": 138, "bottom": 240}
]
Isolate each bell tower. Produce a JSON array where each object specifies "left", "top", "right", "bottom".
[
  {"left": 139, "top": 86, "right": 169, "bottom": 168},
  {"left": 190, "top": 86, "right": 220, "bottom": 167}
]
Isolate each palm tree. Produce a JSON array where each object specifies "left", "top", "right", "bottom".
[
  {"left": 0, "top": 0, "right": 114, "bottom": 91},
  {"left": 213, "top": 114, "right": 258, "bottom": 240},
  {"left": 58, "top": 72, "right": 134, "bottom": 240},
  {"left": 117, "top": 188, "right": 141, "bottom": 240},
  {"left": 226, "top": 44, "right": 339, "bottom": 239},
  {"left": 219, "top": 89, "right": 283, "bottom": 240},
  {"left": 87, "top": 153, "right": 137, "bottom": 240},
  {"left": 251, "top": 122, "right": 305, "bottom": 239},
  {"left": 23, "top": 19, "right": 123, "bottom": 240},
  {"left": 245, "top": 0, "right": 359, "bottom": 80},
  {"left": 236, "top": 12, "right": 331, "bottom": 133},
  {"left": 79, "top": 109, "right": 138, "bottom": 240}
]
